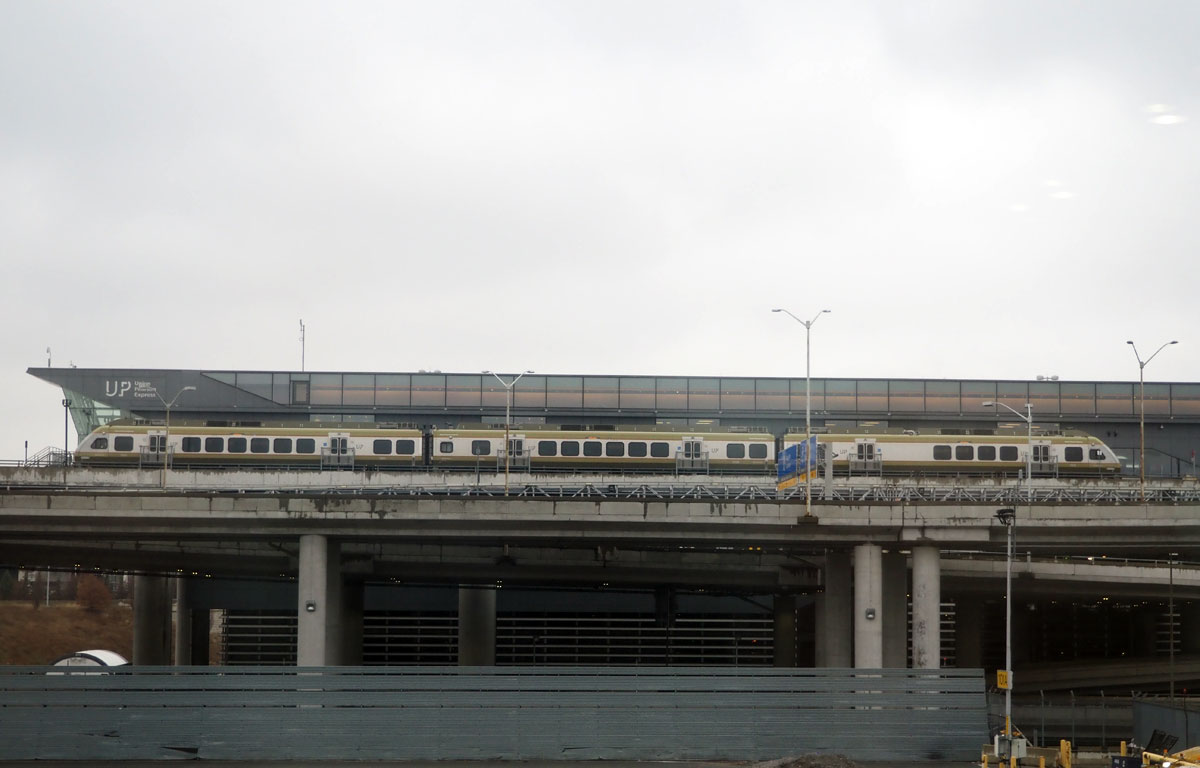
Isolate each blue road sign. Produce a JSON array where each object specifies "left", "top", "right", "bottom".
[{"left": 777, "top": 444, "right": 798, "bottom": 482}]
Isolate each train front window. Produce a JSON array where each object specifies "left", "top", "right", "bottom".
[
  {"left": 1089, "top": 448, "right": 1106, "bottom": 461},
  {"left": 114, "top": 436, "right": 134, "bottom": 452},
  {"left": 90, "top": 437, "right": 108, "bottom": 450}
]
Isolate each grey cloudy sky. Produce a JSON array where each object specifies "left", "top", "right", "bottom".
[{"left": 2, "top": 0, "right": 1197, "bottom": 457}]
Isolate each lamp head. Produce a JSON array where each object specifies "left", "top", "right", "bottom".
[
  {"left": 1170, "top": 340, "right": 1179, "bottom": 345},
  {"left": 821, "top": 309, "right": 831, "bottom": 314},
  {"left": 995, "top": 508, "right": 1016, "bottom": 526},
  {"left": 1126, "top": 340, "right": 1134, "bottom": 345},
  {"left": 183, "top": 386, "right": 197, "bottom": 393},
  {"left": 771, "top": 308, "right": 783, "bottom": 313},
  {"left": 982, "top": 401, "right": 995, "bottom": 407}
]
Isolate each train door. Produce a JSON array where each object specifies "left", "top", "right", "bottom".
[
  {"left": 1030, "top": 440, "right": 1055, "bottom": 477},
  {"left": 850, "top": 438, "right": 881, "bottom": 476},
  {"left": 323, "top": 432, "right": 354, "bottom": 469},
  {"left": 144, "top": 430, "right": 167, "bottom": 468},
  {"left": 677, "top": 437, "right": 708, "bottom": 473},
  {"left": 504, "top": 433, "right": 530, "bottom": 471}
]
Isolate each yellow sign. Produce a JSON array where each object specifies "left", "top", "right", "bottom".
[
  {"left": 777, "top": 476, "right": 800, "bottom": 491},
  {"left": 997, "top": 669, "right": 1010, "bottom": 689}
]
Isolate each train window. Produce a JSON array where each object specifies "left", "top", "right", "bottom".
[
  {"left": 205, "top": 437, "right": 224, "bottom": 453},
  {"left": 999, "top": 446, "right": 1018, "bottom": 461},
  {"left": 561, "top": 441, "right": 580, "bottom": 456},
  {"left": 181, "top": 437, "right": 201, "bottom": 453},
  {"left": 251, "top": 438, "right": 270, "bottom": 454},
  {"left": 112, "top": 436, "right": 133, "bottom": 452},
  {"left": 955, "top": 445, "right": 974, "bottom": 460},
  {"left": 933, "top": 445, "right": 951, "bottom": 460},
  {"left": 727, "top": 444, "right": 746, "bottom": 459},
  {"left": 1064, "top": 446, "right": 1083, "bottom": 462},
  {"left": 605, "top": 441, "right": 625, "bottom": 457},
  {"left": 471, "top": 440, "right": 491, "bottom": 456},
  {"left": 228, "top": 437, "right": 247, "bottom": 453},
  {"left": 273, "top": 438, "right": 293, "bottom": 453},
  {"left": 749, "top": 444, "right": 769, "bottom": 459},
  {"left": 977, "top": 445, "right": 996, "bottom": 461},
  {"left": 650, "top": 442, "right": 670, "bottom": 458},
  {"left": 90, "top": 437, "right": 109, "bottom": 450},
  {"left": 296, "top": 438, "right": 315, "bottom": 454},
  {"left": 538, "top": 440, "right": 558, "bottom": 457},
  {"left": 373, "top": 439, "right": 393, "bottom": 455},
  {"left": 439, "top": 441, "right": 454, "bottom": 453},
  {"left": 628, "top": 442, "right": 647, "bottom": 457},
  {"left": 583, "top": 441, "right": 602, "bottom": 457},
  {"left": 396, "top": 440, "right": 415, "bottom": 455},
  {"left": 1089, "top": 448, "right": 1106, "bottom": 461}
]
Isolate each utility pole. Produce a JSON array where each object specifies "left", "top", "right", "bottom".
[{"left": 299, "top": 320, "right": 306, "bottom": 371}]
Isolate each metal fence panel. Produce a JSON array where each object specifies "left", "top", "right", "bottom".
[{"left": 0, "top": 666, "right": 985, "bottom": 761}]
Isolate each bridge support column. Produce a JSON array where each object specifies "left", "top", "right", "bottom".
[
  {"left": 773, "top": 594, "right": 797, "bottom": 667},
  {"left": 882, "top": 550, "right": 907, "bottom": 668},
  {"left": 854, "top": 543, "right": 883, "bottom": 668},
  {"left": 298, "top": 534, "right": 343, "bottom": 666},
  {"left": 458, "top": 587, "right": 496, "bottom": 665},
  {"left": 954, "top": 596, "right": 982, "bottom": 668},
  {"left": 133, "top": 574, "right": 171, "bottom": 665},
  {"left": 340, "top": 580, "right": 364, "bottom": 665},
  {"left": 911, "top": 545, "right": 941, "bottom": 668},
  {"left": 816, "top": 549, "right": 852, "bottom": 667}
]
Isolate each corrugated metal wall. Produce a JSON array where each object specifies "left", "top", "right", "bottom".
[{"left": 0, "top": 666, "right": 984, "bottom": 761}]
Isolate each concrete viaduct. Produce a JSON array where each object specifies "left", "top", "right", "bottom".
[{"left": 3, "top": 467, "right": 1200, "bottom": 673}]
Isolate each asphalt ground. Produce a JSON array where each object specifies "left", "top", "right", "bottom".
[{"left": 0, "top": 762, "right": 981, "bottom": 768}]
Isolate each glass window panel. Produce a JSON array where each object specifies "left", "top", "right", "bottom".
[
  {"left": 411, "top": 374, "right": 446, "bottom": 407},
  {"left": 727, "top": 443, "right": 745, "bottom": 459},
  {"left": 396, "top": 439, "right": 415, "bottom": 455},
  {"left": 561, "top": 441, "right": 580, "bottom": 456},
  {"left": 310, "top": 373, "right": 342, "bottom": 406},
  {"left": 619, "top": 377, "right": 655, "bottom": 409},
  {"left": 933, "top": 445, "right": 951, "bottom": 460},
  {"left": 482, "top": 377, "right": 508, "bottom": 408},
  {"left": 114, "top": 436, "right": 134, "bottom": 452},
  {"left": 995, "top": 382, "right": 1028, "bottom": 414},
  {"left": 273, "top": 373, "right": 290, "bottom": 404},
  {"left": 650, "top": 441, "right": 670, "bottom": 458},
  {"left": 228, "top": 437, "right": 247, "bottom": 453},
  {"left": 749, "top": 443, "right": 769, "bottom": 459},
  {"left": 446, "top": 375, "right": 482, "bottom": 407},
  {"left": 755, "top": 379, "right": 789, "bottom": 411},
  {"left": 205, "top": 437, "right": 224, "bottom": 453},
  {"left": 978, "top": 445, "right": 996, "bottom": 461},
  {"left": 628, "top": 442, "right": 647, "bottom": 457},
  {"left": 273, "top": 438, "right": 292, "bottom": 453},
  {"left": 582, "top": 441, "right": 602, "bottom": 456},
  {"left": 181, "top": 437, "right": 201, "bottom": 452},
  {"left": 720, "top": 378, "right": 755, "bottom": 410},
  {"left": 1060, "top": 382, "right": 1094, "bottom": 414},
  {"left": 1141, "top": 383, "right": 1171, "bottom": 415},
  {"left": 605, "top": 441, "right": 625, "bottom": 457},
  {"left": 857, "top": 380, "right": 887, "bottom": 411},
  {"left": 237, "top": 373, "right": 272, "bottom": 401},
  {"left": 471, "top": 439, "right": 491, "bottom": 456},
  {"left": 790, "top": 379, "right": 825, "bottom": 412},
  {"left": 656, "top": 378, "right": 688, "bottom": 410},
  {"left": 583, "top": 377, "right": 619, "bottom": 409},
  {"left": 438, "top": 440, "right": 453, "bottom": 453},
  {"left": 250, "top": 437, "right": 270, "bottom": 454},
  {"left": 373, "top": 439, "right": 393, "bottom": 455},
  {"left": 825, "top": 380, "right": 856, "bottom": 411},
  {"left": 1065, "top": 446, "right": 1083, "bottom": 462},
  {"left": 1096, "top": 383, "right": 1133, "bottom": 415},
  {"left": 375, "top": 374, "right": 410, "bottom": 406},
  {"left": 343, "top": 374, "right": 375, "bottom": 406},
  {"left": 538, "top": 440, "right": 558, "bottom": 457},
  {"left": 888, "top": 380, "right": 924, "bottom": 413},
  {"left": 689, "top": 378, "right": 720, "bottom": 410},
  {"left": 924, "top": 380, "right": 960, "bottom": 413},
  {"left": 547, "top": 377, "right": 583, "bottom": 408},
  {"left": 1000, "top": 446, "right": 1018, "bottom": 461},
  {"left": 1172, "top": 384, "right": 1200, "bottom": 416},
  {"left": 296, "top": 438, "right": 315, "bottom": 454},
  {"left": 955, "top": 445, "right": 974, "bottom": 460},
  {"left": 1029, "top": 381, "right": 1059, "bottom": 415},
  {"left": 513, "top": 376, "right": 546, "bottom": 409},
  {"left": 961, "top": 381, "right": 998, "bottom": 414}
]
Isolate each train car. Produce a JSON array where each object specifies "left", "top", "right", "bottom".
[
  {"left": 75, "top": 422, "right": 425, "bottom": 469},
  {"left": 429, "top": 428, "right": 777, "bottom": 472},
  {"left": 781, "top": 430, "right": 1120, "bottom": 476}
]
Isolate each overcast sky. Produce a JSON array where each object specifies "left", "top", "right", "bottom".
[{"left": 2, "top": 1, "right": 1197, "bottom": 457}]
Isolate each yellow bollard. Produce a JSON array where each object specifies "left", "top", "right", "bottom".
[
  {"left": 983, "top": 753, "right": 989, "bottom": 768},
  {"left": 1060, "top": 739, "right": 1073, "bottom": 768},
  {"left": 1040, "top": 756, "right": 1046, "bottom": 768},
  {"left": 1012, "top": 757, "right": 1018, "bottom": 768},
  {"left": 1121, "top": 742, "right": 1127, "bottom": 757}
]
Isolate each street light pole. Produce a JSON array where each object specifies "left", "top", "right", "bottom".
[
  {"left": 154, "top": 386, "right": 197, "bottom": 488},
  {"left": 772, "top": 308, "right": 831, "bottom": 517},
  {"left": 996, "top": 507, "right": 1016, "bottom": 744},
  {"left": 1127, "top": 340, "right": 1178, "bottom": 501},
  {"left": 486, "top": 371, "right": 533, "bottom": 495},
  {"left": 983, "top": 401, "right": 1034, "bottom": 504}
]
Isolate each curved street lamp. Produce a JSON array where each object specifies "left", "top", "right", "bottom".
[
  {"left": 154, "top": 386, "right": 196, "bottom": 488},
  {"left": 772, "top": 308, "right": 830, "bottom": 518},
  {"left": 1127, "top": 340, "right": 1178, "bottom": 500}
]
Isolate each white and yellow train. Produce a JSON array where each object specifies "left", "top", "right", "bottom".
[{"left": 74, "top": 422, "right": 1121, "bottom": 476}]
